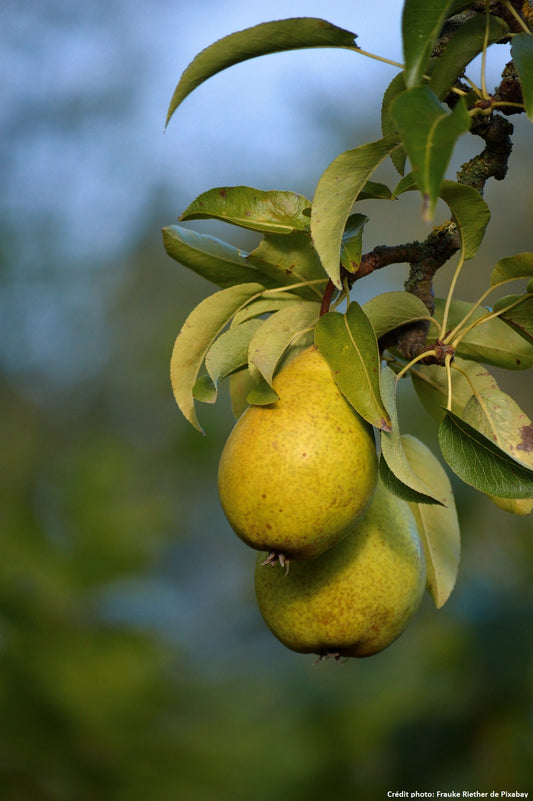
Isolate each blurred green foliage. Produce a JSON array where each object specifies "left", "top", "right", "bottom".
[
  {"left": 2, "top": 3, "right": 532, "bottom": 796},
  {"left": 1, "top": 220, "right": 532, "bottom": 800}
]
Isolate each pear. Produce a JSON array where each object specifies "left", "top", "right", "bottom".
[
  {"left": 255, "top": 481, "right": 426, "bottom": 658},
  {"left": 218, "top": 346, "right": 377, "bottom": 561}
]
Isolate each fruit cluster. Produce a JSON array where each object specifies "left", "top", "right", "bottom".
[{"left": 218, "top": 346, "right": 427, "bottom": 659}]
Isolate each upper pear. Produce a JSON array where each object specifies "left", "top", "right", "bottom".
[{"left": 218, "top": 346, "right": 378, "bottom": 560}]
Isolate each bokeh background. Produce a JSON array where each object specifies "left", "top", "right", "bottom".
[{"left": 2, "top": 1, "right": 532, "bottom": 798}]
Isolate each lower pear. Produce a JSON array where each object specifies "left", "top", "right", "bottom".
[
  {"left": 218, "top": 346, "right": 378, "bottom": 561},
  {"left": 255, "top": 480, "right": 426, "bottom": 658}
]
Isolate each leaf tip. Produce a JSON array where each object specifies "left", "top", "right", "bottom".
[{"left": 422, "top": 194, "right": 434, "bottom": 223}]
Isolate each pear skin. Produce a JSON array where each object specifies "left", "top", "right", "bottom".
[
  {"left": 255, "top": 481, "right": 426, "bottom": 658},
  {"left": 218, "top": 346, "right": 378, "bottom": 560}
]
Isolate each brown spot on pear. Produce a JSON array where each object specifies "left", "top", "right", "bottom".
[
  {"left": 254, "top": 480, "right": 426, "bottom": 658},
  {"left": 218, "top": 346, "right": 378, "bottom": 559}
]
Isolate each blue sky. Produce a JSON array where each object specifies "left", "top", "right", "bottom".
[
  {"left": 3, "top": 1, "right": 405, "bottom": 259},
  {"left": 1, "top": 1, "right": 516, "bottom": 392}
]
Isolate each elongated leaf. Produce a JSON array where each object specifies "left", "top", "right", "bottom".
[
  {"left": 170, "top": 283, "right": 264, "bottom": 431},
  {"left": 248, "top": 302, "right": 320, "bottom": 386},
  {"left": 492, "top": 294, "right": 533, "bottom": 345},
  {"left": 511, "top": 33, "right": 533, "bottom": 121},
  {"left": 232, "top": 295, "right": 300, "bottom": 326},
  {"left": 439, "top": 181, "right": 490, "bottom": 260},
  {"left": 463, "top": 388, "right": 533, "bottom": 466},
  {"left": 192, "top": 374, "right": 217, "bottom": 404},
  {"left": 340, "top": 213, "right": 368, "bottom": 273},
  {"left": 449, "top": 0, "right": 481, "bottom": 11},
  {"left": 181, "top": 186, "right": 311, "bottom": 234},
  {"left": 490, "top": 252, "right": 533, "bottom": 286},
  {"left": 390, "top": 88, "right": 470, "bottom": 220},
  {"left": 381, "top": 72, "right": 407, "bottom": 175},
  {"left": 402, "top": 434, "right": 460, "bottom": 608},
  {"left": 392, "top": 171, "right": 417, "bottom": 198},
  {"left": 433, "top": 297, "right": 533, "bottom": 369},
  {"left": 205, "top": 318, "right": 263, "bottom": 390},
  {"left": 429, "top": 14, "right": 509, "bottom": 99},
  {"left": 166, "top": 18, "right": 359, "bottom": 125},
  {"left": 246, "top": 374, "right": 280, "bottom": 406},
  {"left": 411, "top": 356, "right": 499, "bottom": 422},
  {"left": 463, "top": 387, "right": 533, "bottom": 514},
  {"left": 362, "top": 291, "right": 431, "bottom": 339},
  {"left": 379, "top": 367, "right": 443, "bottom": 504},
  {"left": 162, "top": 225, "right": 270, "bottom": 288},
  {"left": 314, "top": 303, "right": 390, "bottom": 430},
  {"left": 357, "top": 180, "right": 392, "bottom": 200},
  {"left": 439, "top": 411, "right": 533, "bottom": 498},
  {"left": 311, "top": 135, "right": 398, "bottom": 287},
  {"left": 402, "top": 0, "right": 457, "bottom": 88},
  {"left": 247, "top": 231, "right": 326, "bottom": 298},
  {"left": 229, "top": 369, "right": 255, "bottom": 419}
]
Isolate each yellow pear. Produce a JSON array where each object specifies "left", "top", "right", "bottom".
[
  {"left": 254, "top": 481, "right": 426, "bottom": 658},
  {"left": 218, "top": 346, "right": 377, "bottom": 561}
]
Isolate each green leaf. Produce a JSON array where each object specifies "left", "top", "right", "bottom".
[
  {"left": 392, "top": 171, "right": 417, "bottom": 198},
  {"left": 402, "top": 0, "right": 457, "bottom": 89},
  {"left": 180, "top": 186, "right": 312, "bottom": 234},
  {"left": 511, "top": 33, "right": 533, "bottom": 121},
  {"left": 357, "top": 180, "right": 392, "bottom": 200},
  {"left": 439, "top": 180, "right": 490, "bottom": 260},
  {"left": 463, "top": 387, "right": 533, "bottom": 514},
  {"left": 162, "top": 225, "right": 270, "bottom": 288},
  {"left": 246, "top": 374, "right": 280, "bottom": 406},
  {"left": 401, "top": 434, "right": 460, "bottom": 608},
  {"left": 490, "top": 252, "right": 533, "bottom": 286},
  {"left": 248, "top": 302, "right": 320, "bottom": 386},
  {"left": 311, "top": 135, "right": 399, "bottom": 288},
  {"left": 362, "top": 291, "right": 431, "bottom": 339},
  {"left": 433, "top": 298, "right": 533, "bottom": 369},
  {"left": 229, "top": 369, "right": 255, "bottom": 419},
  {"left": 429, "top": 14, "right": 509, "bottom": 100},
  {"left": 166, "top": 17, "right": 359, "bottom": 126},
  {"left": 204, "top": 318, "right": 263, "bottom": 394},
  {"left": 411, "top": 356, "right": 499, "bottom": 422},
  {"left": 379, "top": 366, "right": 444, "bottom": 504},
  {"left": 449, "top": 0, "right": 481, "bottom": 11},
  {"left": 314, "top": 303, "right": 391, "bottom": 430},
  {"left": 390, "top": 88, "right": 471, "bottom": 220},
  {"left": 246, "top": 231, "right": 326, "bottom": 298},
  {"left": 231, "top": 295, "right": 301, "bottom": 326},
  {"left": 492, "top": 294, "right": 533, "bottom": 345},
  {"left": 462, "top": 388, "right": 533, "bottom": 468},
  {"left": 170, "top": 283, "right": 264, "bottom": 431},
  {"left": 340, "top": 213, "right": 368, "bottom": 273},
  {"left": 438, "top": 411, "right": 533, "bottom": 498},
  {"left": 381, "top": 72, "right": 408, "bottom": 175},
  {"left": 192, "top": 374, "right": 217, "bottom": 404}
]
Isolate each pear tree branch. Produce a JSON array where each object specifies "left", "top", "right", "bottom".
[{"left": 340, "top": 69, "right": 518, "bottom": 363}]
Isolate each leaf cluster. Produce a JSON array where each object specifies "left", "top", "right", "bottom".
[{"left": 163, "top": 1, "right": 533, "bottom": 608}]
